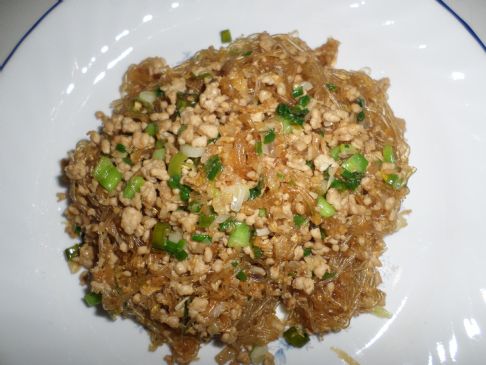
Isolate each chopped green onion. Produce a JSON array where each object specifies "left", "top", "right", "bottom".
[
  {"left": 305, "top": 160, "right": 315, "bottom": 170},
  {"left": 173, "top": 247, "right": 188, "bottom": 261},
  {"left": 152, "top": 227, "right": 188, "bottom": 260},
  {"left": 356, "top": 97, "right": 365, "bottom": 108},
  {"left": 205, "top": 155, "right": 223, "bottom": 181},
  {"left": 293, "top": 214, "right": 308, "bottom": 228},
  {"left": 84, "top": 292, "right": 102, "bottom": 307},
  {"left": 371, "top": 306, "right": 392, "bottom": 319},
  {"left": 383, "top": 173, "right": 403, "bottom": 189},
  {"left": 231, "top": 260, "right": 239, "bottom": 267},
  {"left": 138, "top": 90, "right": 157, "bottom": 104},
  {"left": 283, "top": 326, "right": 310, "bottom": 348},
  {"left": 161, "top": 239, "right": 188, "bottom": 261},
  {"left": 281, "top": 118, "right": 293, "bottom": 134},
  {"left": 249, "top": 180, "right": 263, "bottom": 200},
  {"left": 228, "top": 222, "right": 251, "bottom": 248},
  {"left": 303, "top": 247, "right": 312, "bottom": 257},
  {"left": 93, "top": 156, "right": 122, "bottom": 192},
  {"left": 168, "top": 151, "right": 188, "bottom": 177},
  {"left": 155, "top": 87, "right": 164, "bottom": 97},
  {"left": 383, "top": 144, "right": 396, "bottom": 163},
  {"left": 115, "top": 143, "right": 127, "bottom": 153},
  {"left": 276, "top": 103, "right": 306, "bottom": 126},
  {"left": 326, "top": 83, "right": 337, "bottom": 92},
  {"left": 292, "top": 86, "right": 304, "bottom": 98},
  {"left": 322, "top": 272, "right": 336, "bottom": 280},
  {"left": 151, "top": 222, "right": 170, "bottom": 250},
  {"left": 253, "top": 246, "right": 263, "bottom": 258},
  {"left": 122, "top": 176, "right": 145, "bottom": 199},
  {"left": 342, "top": 153, "right": 368, "bottom": 173},
  {"left": 331, "top": 170, "right": 364, "bottom": 191},
  {"left": 298, "top": 95, "right": 310, "bottom": 108},
  {"left": 74, "top": 225, "right": 82, "bottom": 236},
  {"left": 357, "top": 111, "right": 365, "bottom": 122},
  {"left": 144, "top": 122, "right": 158, "bottom": 137},
  {"left": 65, "top": 243, "right": 80, "bottom": 261},
  {"left": 258, "top": 208, "right": 267, "bottom": 217},
  {"left": 168, "top": 175, "right": 181, "bottom": 189},
  {"left": 277, "top": 172, "right": 285, "bottom": 180},
  {"left": 152, "top": 147, "right": 166, "bottom": 160},
  {"left": 188, "top": 200, "right": 202, "bottom": 213},
  {"left": 330, "top": 146, "right": 340, "bottom": 160},
  {"left": 220, "top": 29, "right": 232, "bottom": 43},
  {"left": 182, "top": 300, "right": 190, "bottom": 327},
  {"left": 176, "top": 92, "right": 199, "bottom": 113},
  {"left": 219, "top": 217, "right": 237, "bottom": 232},
  {"left": 317, "top": 196, "right": 336, "bottom": 218},
  {"left": 179, "top": 184, "right": 192, "bottom": 202},
  {"left": 255, "top": 141, "right": 263, "bottom": 155},
  {"left": 195, "top": 72, "right": 213, "bottom": 79},
  {"left": 208, "top": 135, "right": 220, "bottom": 144},
  {"left": 198, "top": 213, "right": 215, "bottom": 228},
  {"left": 122, "top": 156, "right": 133, "bottom": 166},
  {"left": 263, "top": 129, "right": 276, "bottom": 144},
  {"left": 242, "top": 50, "right": 252, "bottom": 57},
  {"left": 235, "top": 270, "right": 247, "bottom": 281},
  {"left": 166, "top": 174, "right": 192, "bottom": 202},
  {"left": 177, "top": 124, "right": 188, "bottom": 136},
  {"left": 191, "top": 233, "right": 212, "bottom": 243}
]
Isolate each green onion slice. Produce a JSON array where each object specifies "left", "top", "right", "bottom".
[
  {"left": 168, "top": 151, "right": 188, "bottom": 177},
  {"left": 235, "top": 270, "right": 248, "bottom": 281},
  {"left": 191, "top": 233, "right": 211, "bottom": 243},
  {"left": 317, "top": 196, "right": 336, "bottom": 218},
  {"left": 219, "top": 217, "right": 237, "bottom": 232},
  {"left": 220, "top": 29, "right": 232, "bottom": 43},
  {"left": 144, "top": 122, "right": 158, "bottom": 137},
  {"left": 255, "top": 141, "right": 263, "bottom": 155},
  {"left": 252, "top": 246, "right": 263, "bottom": 258},
  {"left": 326, "top": 83, "right": 337, "bottom": 92},
  {"left": 188, "top": 200, "right": 202, "bottom": 213},
  {"left": 93, "top": 156, "right": 122, "bottom": 192},
  {"left": 228, "top": 222, "right": 251, "bottom": 248},
  {"left": 152, "top": 147, "right": 166, "bottom": 161},
  {"left": 65, "top": 243, "right": 80, "bottom": 261},
  {"left": 249, "top": 180, "right": 263, "bottom": 200},
  {"left": 292, "top": 86, "right": 304, "bottom": 98},
  {"left": 122, "top": 176, "right": 145, "bottom": 199},
  {"left": 342, "top": 153, "right": 368, "bottom": 173},
  {"left": 357, "top": 111, "right": 365, "bottom": 122},
  {"left": 263, "top": 129, "right": 276, "bottom": 144},
  {"left": 205, "top": 155, "right": 223, "bottom": 181},
  {"left": 115, "top": 143, "right": 127, "bottom": 153},
  {"left": 322, "top": 272, "right": 336, "bottom": 280},
  {"left": 283, "top": 326, "right": 310, "bottom": 348},
  {"left": 383, "top": 173, "right": 403, "bottom": 189},
  {"left": 383, "top": 144, "right": 396, "bottom": 163},
  {"left": 298, "top": 95, "right": 310, "bottom": 108},
  {"left": 293, "top": 214, "right": 307, "bottom": 228},
  {"left": 198, "top": 213, "right": 216, "bottom": 228},
  {"left": 151, "top": 222, "right": 170, "bottom": 250},
  {"left": 84, "top": 292, "right": 102, "bottom": 307}
]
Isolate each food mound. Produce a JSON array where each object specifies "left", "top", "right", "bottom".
[{"left": 62, "top": 32, "right": 413, "bottom": 364}]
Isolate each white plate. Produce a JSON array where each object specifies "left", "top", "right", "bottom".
[{"left": 1, "top": 1, "right": 485, "bottom": 364}]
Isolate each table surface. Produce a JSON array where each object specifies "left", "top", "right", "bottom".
[{"left": 0, "top": 0, "right": 485, "bottom": 71}]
